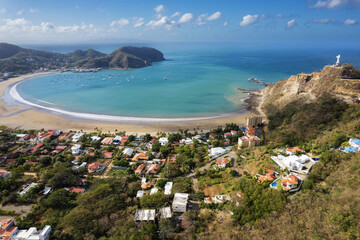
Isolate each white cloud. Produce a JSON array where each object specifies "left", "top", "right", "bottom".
[
  {"left": 224, "top": 21, "right": 228, "bottom": 27},
  {"left": 196, "top": 14, "right": 207, "bottom": 26},
  {"left": 308, "top": 18, "right": 332, "bottom": 24},
  {"left": 287, "top": 19, "right": 297, "bottom": 28},
  {"left": 154, "top": 5, "right": 164, "bottom": 13},
  {"left": 343, "top": 18, "right": 357, "bottom": 25},
  {"left": 110, "top": 18, "right": 130, "bottom": 27},
  {"left": 171, "top": 12, "right": 181, "bottom": 18},
  {"left": 17, "top": 9, "right": 24, "bottom": 16},
  {"left": 310, "top": 0, "right": 349, "bottom": 8},
  {"left": 178, "top": 13, "right": 193, "bottom": 24},
  {"left": 0, "top": 8, "right": 6, "bottom": 14},
  {"left": 207, "top": 11, "right": 222, "bottom": 21},
  {"left": 146, "top": 16, "right": 177, "bottom": 30},
  {"left": 239, "top": 14, "right": 259, "bottom": 26},
  {"left": 133, "top": 17, "right": 144, "bottom": 27},
  {"left": 29, "top": 8, "right": 38, "bottom": 14}
]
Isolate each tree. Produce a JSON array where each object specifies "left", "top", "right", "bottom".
[
  {"left": 48, "top": 170, "right": 78, "bottom": 189},
  {"left": 158, "top": 219, "right": 175, "bottom": 240},
  {"left": 140, "top": 192, "right": 167, "bottom": 208},
  {"left": 152, "top": 141, "right": 161, "bottom": 152},
  {"left": 156, "top": 179, "right": 167, "bottom": 189},
  {"left": 40, "top": 156, "right": 52, "bottom": 166},
  {"left": 43, "top": 189, "right": 75, "bottom": 209}
]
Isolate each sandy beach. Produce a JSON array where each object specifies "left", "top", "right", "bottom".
[{"left": 0, "top": 72, "right": 255, "bottom": 134}]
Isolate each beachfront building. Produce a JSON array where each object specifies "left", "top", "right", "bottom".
[
  {"left": 172, "top": 193, "right": 189, "bottom": 213},
  {"left": 71, "top": 144, "right": 82, "bottom": 155},
  {"left": 246, "top": 116, "right": 263, "bottom": 126},
  {"left": 90, "top": 136, "right": 101, "bottom": 142},
  {"left": 72, "top": 133, "right": 85, "bottom": 143},
  {"left": 238, "top": 135, "right": 261, "bottom": 148},
  {"left": 112, "top": 136, "right": 122, "bottom": 144},
  {"left": 159, "top": 137, "right": 169, "bottom": 146}
]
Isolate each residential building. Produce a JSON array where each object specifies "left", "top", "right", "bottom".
[
  {"left": 158, "top": 207, "right": 172, "bottom": 219},
  {"left": 224, "top": 132, "right": 232, "bottom": 138},
  {"left": 112, "top": 136, "right": 122, "bottom": 144},
  {"left": 13, "top": 225, "right": 51, "bottom": 240},
  {"left": 0, "top": 171, "right": 11, "bottom": 180},
  {"left": 134, "top": 209, "right": 156, "bottom": 222},
  {"left": 0, "top": 219, "right": 19, "bottom": 239},
  {"left": 72, "top": 133, "right": 85, "bottom": 143},
  {"left": 135, "top": 163, "right": 159, "bottom": 175},
  {"left": 71, "top": 144, "right": 82, "bottom": 155},
  {"left": 101, "top": 137, "right": 114, "bottom": 145},
  {"left": 216, "top": 158, "right": 229, "bottom": 168},
  {"left": 258, "top": 169, "right": 276, "bottom": 183},
  {"left": 87, "top": 162, "right": 100, "bottom": 173},
  {"left": 164, "top": 182, "right": 173, "bottom": 195},
  {"left": 31, "top": 143, "right": 43, "bottom": 154},
  {"left": 210, "top": 147, "right": 226, "bottom": 156},
  {"left": 238, "top": 135, "right": 261, "bottom": 148},
  {"left": 159, "top": 137, "right": 169, "bottom": 146},
  {"left": 132, "top": 153, "right": 149, "bottom": 161},
  {"left": 150, "top": 188, "right": 158, "bottom": 195},
  {"left": 90, "top": 136, "right": 101, "bottom": 142},
  {"left": 209, "top": 133, "right": 217, "bottom": 139},
  {"left": 67, "top": 187, "right": 86, "bottom": 193},
  {"left": 122, "top": 148, "right": 134, "bottom": 156},
  {"left": 281, "top": 175, "right": 299, "bottom": 191},
  {"left": 172, "top": 193, "right": 189, "bottom": 213},
  {"left": 136, "top": 190, "right": 145, "bottom": 198},
  {"left": 18, "top": 183, "right": 40, "bottom": 196},
  {"left": 102, "top": 152, "right": 113, "bottom": 159},
  {"left": 349, "top": 138, "right": 360, "bottom": 148}
]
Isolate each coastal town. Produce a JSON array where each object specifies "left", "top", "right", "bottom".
[{"left": 0, "top": 113, "right": 343, "bottom": 239}]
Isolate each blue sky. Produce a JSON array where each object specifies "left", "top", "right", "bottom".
[{"left": 0, "top": 0, "right": 359, "bottom": 46}]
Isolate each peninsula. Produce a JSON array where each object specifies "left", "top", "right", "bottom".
[{"left": 0, "top": 43, "right": 165, "bottom": 75}]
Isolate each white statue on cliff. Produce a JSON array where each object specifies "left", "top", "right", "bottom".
[{"left": 335, "top": 54, "right": 341, "bottom": 67}]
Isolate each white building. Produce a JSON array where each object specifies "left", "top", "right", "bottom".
[
  {"left": 18, "top": 183, "right": 40, "bottom": 196},
  {"left": 210, "top": 147, "right": 226, "bottom": 156},
  {"left": 134, "top": 209, "right": 156, "bottom": 222},
  {"left": 122, "top": 148, "right": 134, "bottom": 156},
  {"left": 136, "top": 190, "right": 145, "bottom": 198},
  {"left": 71, "top": 144, "right": 82, "bottom": 155},
  {"left": 158, "top": 207, "right": 172, "bottom": 219},
  {"left": 72, "top": 133, "right": 84, "bottom": 143},
  {"left": 150, "top": 188, "right": 158, "bottom": 195},
  {"left": 271, "top": 154, "right": 313, "bottom": 172},
  {"left": 164, "top": 182, "right": 173, "bottom": 195},
  {"left": 90, "top": 136, "right": 101, "bottom": 142},
  {"left": 159, "top": 137, "right": 169, "bottom": 146},
  {"left": 113, "top": 136, "right": 122, "bottom": 144},
  {"left": 13, "top": 225, "right": 51, "bottom": 240},
  {"left": 172, "top": 193, "right": 189, "bottom": 213}
]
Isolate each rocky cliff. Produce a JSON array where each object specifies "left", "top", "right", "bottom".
[{"left": 259, "top": 64, "right": 360, "bottom": 114}]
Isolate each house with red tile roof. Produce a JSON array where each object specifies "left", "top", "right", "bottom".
[
  {"left": 167, "top": 155, "right": 177, "bottom": 163},
  {"left": 101, "top": 137, "right": 114, "bottom": 145},
  {"left": 102, "top": 152, "right": 113, "bottom": 159},
  {"left": 258, "top": 169, "right": 276, "bottom": 183},
  {"left": 50, "top": 145, "right": 67, "bottom": 155},
  {"left": 216, "top": 158, "right": 229, "bottom": 168},
  {"left": 88, "top": 162, "right": 100, "bottom": 173},
  {"left": 0, "top": 219, "right": 19, "bottom": 239},
  {"left": 67, "top": 187, "right": 86, "bottom": 193},
  {"left": 238, "top": 135, "right": 261, "bottom": 148},
  {"left": 132, "top": 152, "right": 149, "bottom": 161},
  {"left": 31, "top": 143, "right": 43, "bottom": 153},
  {"left": 25, "top": 160, "right": 38, "bottom": 166},
  {"left": 246, "top": 126, "right": 256, "bottom": 137},
  {"left": 135, "top": 163, "right": 160, "bottom": 175},
  {"left": 231, "top": 130, "right": 238, "bottom": 135},
  {"left": 281, "top": 174, "right": 299, "bottom": 191},
  {"left": 209, "top": 133, "right": 217, "bottom": 139},
  {"left": 224, "top": 132, "right": 232, "bottom": 138},
  {"left": 285, "top": 147, "right": 303, "bottom": 155}
]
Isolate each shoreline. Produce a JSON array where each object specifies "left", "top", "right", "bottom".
[{"left": 0, "top": 72, "right": 258, "bottom": 134}]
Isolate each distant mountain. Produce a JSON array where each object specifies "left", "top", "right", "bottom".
[
  {"left": 74, "top": 46, "right": 165, "bottom": 69},
  {"left": 0, "top": 43, "right": 165, "bottom": 74}
]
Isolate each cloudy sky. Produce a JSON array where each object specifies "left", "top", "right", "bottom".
[{"left": 0, "top": 0, "right": 359, "bottom": 46}]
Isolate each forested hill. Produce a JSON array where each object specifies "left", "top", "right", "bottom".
[{"left": 0, "top": 43, "right": 165, "bottom": 74}]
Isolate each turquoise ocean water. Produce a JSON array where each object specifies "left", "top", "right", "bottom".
[{"left": 17, "top": 43, "right": 360, "bottom": 117}]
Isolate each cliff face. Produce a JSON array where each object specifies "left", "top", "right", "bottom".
[{"left": 260, "top": 64, "right": 360, "bottom": 113}]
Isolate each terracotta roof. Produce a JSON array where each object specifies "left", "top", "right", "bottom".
[
  {"left": 281, "top": 175, "right": 299, "bottom": 185},
  {"left": 68, "top": 187, "right": 85, "bottom": 193},
  {"left": 102, "top": 152, "right": 113, "bottom": 158},
  {"left": 101, "top": 137, "right": 114, "bottom": 144},
  {"left": 216, "top": 158, "right": 229, "bottom": 165},
  {"left": 88, "top": 162, "right": 100, "bottom": 170},
  {"left": 141, "top": 182, "right": 152, "bottom": 189}
]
